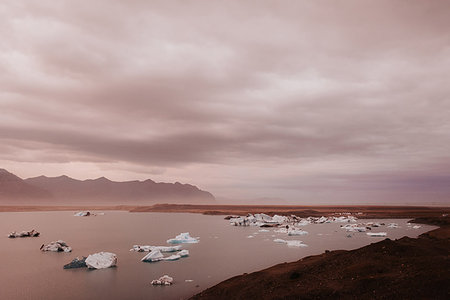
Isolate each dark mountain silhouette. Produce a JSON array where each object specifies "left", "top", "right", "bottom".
[
  {"left": 0, "top": 168, "right": 215, "bottom": 204},
  {"left": 0, "top": 169, "right": 52, "bottom": 201}
]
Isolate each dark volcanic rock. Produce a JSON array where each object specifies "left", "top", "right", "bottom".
[{"left": 63, "top": 257, "right": 87, "bottom": 269}]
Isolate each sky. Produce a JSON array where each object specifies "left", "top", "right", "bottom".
[{"left": 1, "top": 1, "right": 449, "bottom": 205}]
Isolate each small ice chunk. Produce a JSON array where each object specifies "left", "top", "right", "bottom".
[
  {"left": 151, "top": 275, "right": 173, "bottom": 286},
  {"left": 286, "top": 240, "right": 308, "bottom": 247},
  {"left": 273, "top": 238, "right": 286, "bottom": 243},
  {"left": 85, "top": 252, "right": 117, "bottom": 269},
  {"left": 288, "top": 229, "right": 308, "bottom": 236},
  {"left": 142, "top": 249, "right": 164, "bottom": 262},
  {"left": 185, "top": 279, "right": 194, "bottom": 282},
  {"left": 179, "top": 249, "right": 189, "bottom": 257},
  {"left": 74, "top": 211, "right": 91, "bottom": 217},
  {"left": 387, "top": 223, "right": 399, "bottom": 228},
  {"left": 247, "top": 235, "right": 254, "bottom": 238},
  {"left": 258, "top": 229, "right": 270, "bottom": 232},
  {"left": 8, "top": 229, "right": 40, "bottom": 238},
  {"left": 130, "top": 245, "right": 182, "bottom": 252},
  {"left": 366, "top": 232, "right": 387, "bottom": 237},
  {"left": 412, "top": 225, "right": 421, "bottom": 229},
  {"left": 40, "top": 240, "right": 72, "bottom": 252},
  {"left": 167, "top": 232, "right": 199, "bottom": 244}
]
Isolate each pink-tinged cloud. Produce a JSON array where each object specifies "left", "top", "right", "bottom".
[{"left": 0, "top": 1, "right": 449, "bottom": 204}]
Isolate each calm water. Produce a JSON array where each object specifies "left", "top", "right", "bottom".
[{"left": 0, "top": 211, "right": 435, "bottom": 300}]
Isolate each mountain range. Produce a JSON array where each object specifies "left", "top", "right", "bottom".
[{"left": 0, "top": 168, "right": 215, "bottom": 204}]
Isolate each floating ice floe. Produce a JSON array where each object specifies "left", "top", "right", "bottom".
[
  {"left": 387, "top": 223, "right": 399, "bottom": 228},
  {"left": 340, "top": 224, "right": 368, "bottom": 232},
  {"left": 412, "top": 225, "right": 421, "bottom": 229},
  {"left": 85, "top": 252, "right": 117, "bottom": 269},
  {"left": 178, "top": 249, "right": 189, "bottom": 257},
  {"left": 63, "top": 257, "right": 87, "bottom": 269},
  {"left": 142, "top": 249, "right": 164, "bottom": 262},
  {"left": 40, "top": 240, "right": 72, "bottom": 252},
  {"left": 366, "top": 232, "right": 387, "bottom": 237},
  {"left": 230, "top": 213, "right": 357, "bottom": 227},
  {"left": 287, "top": 229, "right": 308, "bottom": 236},
  {"left": 273, "top": 239, "right": 307, "bottom": 247},
  {"left": 74, "top": 211, "right": 91, "bottom": 217},
  {"left": 130, "top": 245, "right": 182, "bottom": 252},
  {"left": 8, "top": 229, "right": 40, "bottom": 238},
  {"left": 167, "top": 232, "right": 199, "bottom": 244},
  {"left": 258, "top": 229, "right": 270, "bottom": 232},
  {"left": 247, "top": 235, "right": 254, "bottom": 238},
  {"left": 151, "top": 275, "right": 173, "bottom": 286}
]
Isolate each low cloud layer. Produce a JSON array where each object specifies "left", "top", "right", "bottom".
[{"left": 1, "top": 1, "right": 449, "bottom": 204}]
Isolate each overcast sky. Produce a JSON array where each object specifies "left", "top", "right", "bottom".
[{"left": 1, "top": 1, "right": 449, "bottom": 204}]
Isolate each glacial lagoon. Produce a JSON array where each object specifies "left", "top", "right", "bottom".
[{"left": 0, "top": 211, "right": 435, "bottom": 300}]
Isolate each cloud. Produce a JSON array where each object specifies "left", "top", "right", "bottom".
[{"left": 0, "top": 0, "right": 449, "bottom": 203}]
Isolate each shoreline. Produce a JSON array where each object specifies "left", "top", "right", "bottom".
[{"left": 1, "top": 204, "right": 448, "bottom": 219}]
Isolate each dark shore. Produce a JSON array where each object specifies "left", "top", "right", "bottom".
[{"left": 191, "top": 215, "right": 450, "bottom": 300}]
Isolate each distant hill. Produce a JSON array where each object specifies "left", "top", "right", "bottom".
[
  {"left": 0, "top": 168, "right": 215, "bottom": 204},
  {"left": 0, "top": 169, "right": 52, "bottom": 201}
]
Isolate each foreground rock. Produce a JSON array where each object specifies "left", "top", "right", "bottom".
[
  {"left": 63, "top": 257, "right": 87, "bottom": 269},
  {"left": 40, "top": 240, "right": 72, "bottom": 252},
  {"left": 191, "top": 218, "right": 450, "bottom": 300},
  {"left": 151, "top": 275, "right": 173, "bottom": 286},
  {"left": 85, "top": 252, "right": 117, "bottom": 269},
  {"left": 8, "top": 229, "right": 40, "bottom": 238}
]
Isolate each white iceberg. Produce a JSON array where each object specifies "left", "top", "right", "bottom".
[
  {"left": 167, "top": 232, "right": 199, "bottom": 244},
  {"left": 366, "top": 232, "right": 387, "bottom": 237},
  {"left": 142, "top": 249, "right": 164, "bottom": 262},
  {"left": 85, "top": 252, "right": 117, "bottom": 269},
  {"left": 74, "top": 211, "right": 91, "bottom": 217},
  {"left": 273, "top": 238, "right": 287, "bottom": 243},
  {"left": 287, "top": 229, "right": 308, "bottom": 236},
  {"left": 130, "top": 245, "right": 182, "bottom": 252},
  {"left": 179, "top": 249, "right": 189, "bottom": 257},
  {"left": 40, "top": 240, "right": 72, "bottom": 252},
  {"left": 151, "top": 275, "right": 173, "bottom": 286},
  {"left": 286, "top": 240, "right": 308, "bottom": 247},
  {"left": 273, "top": 239, "right": 307, "bottom": 247}
]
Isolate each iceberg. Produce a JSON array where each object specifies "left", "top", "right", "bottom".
[
  {"left": 412, "top": 225, "right": 421, "bottom": 229},
  {"left": 387, "top": 223, "right": 399, "bottom": 228},
  {"left": 273, "top": 238, "right": 287, "bottom": 243},
  {"left": 366, "top": 232, "right": 387, "bottom": 237},
  {"left": 273, "top": 239, "right": 307, "bottom": 247},
  {"left": 74, "top": 211, "right": 91, "bottom": 217},
  {"left": 142, "top": 249, "right": 164, "bottom": 262},
  {"left": 151, "top": 275, "right": 173, "bottom": 286},
  {"left": 8, "top": 229, "right": 40, "bottom": 238},
  {"left": 85, "top": 252, "right": 117, "bottom": 269},
  {"left": 179, "top": 249, "right": 189, "bottom": 257},
  {"left": 130, "top": 245, "right": 182, "bottom": 252},
  {"left": 40, "top": 240, "right": 72, "bottom": 252},
  {"left": 287, "top": 229, "right": 308, "bottom": 236},
  {"left": 167, "top": 232, "right": 199, "bottom": 244}
]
